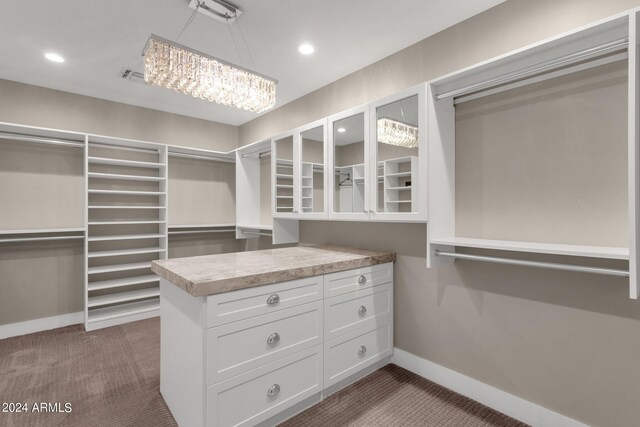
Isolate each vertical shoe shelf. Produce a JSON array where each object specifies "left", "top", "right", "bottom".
[
  {"left": 382, "top": 156, "right": 417, "bottom": 213},
  {"left": 85, "top": 136, "right": 168, "bottom": 330},
  {"left": 275, "top": 159, "right": 294, "bottom": 213}
]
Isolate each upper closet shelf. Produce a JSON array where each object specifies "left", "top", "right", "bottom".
[
  {"left": 0, "top": 121, "right": 85, "bottom": 148},
  {"left": 168, "top": 145, "right": 235, "bottom": 162},
  {"left": 0, "top": 228, "right": 85, "bottom": 243},
  {"left": 88, "top": 157, "right": 166, "bottom": 169},
  {"left": 430, "top": 237, "right": 629, "bottom": 260}
]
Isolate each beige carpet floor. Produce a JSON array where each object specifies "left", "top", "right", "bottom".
[{"left": 0, "top": 318, "right": 528, "bottom": 427}]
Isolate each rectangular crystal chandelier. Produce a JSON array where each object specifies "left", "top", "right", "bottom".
[
  {"left": 377, "top": 118, "right": 419, "bottom": 148},
  {"left": 143, "top": 35, "right": 277, "bottom": 114}
]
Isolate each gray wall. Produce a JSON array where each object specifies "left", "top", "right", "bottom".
[
  {"left": 0, "top": 79, "right": 240, "bottom": 325},
  {"left": 238, "top": 1, "right": 640, "bottom": 425},
  {"left": 0, "top": 78, "right": 239, "bottom": 151}
]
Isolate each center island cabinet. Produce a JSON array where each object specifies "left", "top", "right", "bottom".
[{"left": 151, "top": 245, "right": 395, "bottom": 427}]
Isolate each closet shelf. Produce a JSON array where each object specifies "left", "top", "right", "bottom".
[
  {"left": 87, "top": 298, "right": 159, "bottom": 323},
  {"left": 169, "top": 224, "right": 236, "bottom": 229},
  {"left": 429, "top": 237, "right": 629, "bottom": 260},
  {"left": 88, "top": 247, "right": 165, "bottom": 258},
  {"left": 237, "top": 224, "right": 273, "bottom": 231},
  {"left": 0, "top": 235, "right": 84, "bottom": 243},
  {"left": 88, "top": 275, "right": 159, "bottom": 291},
  {"left": 88, "top": 220, "right": 166, "bottom": 225},
  {"left": 87, "top": 287, "right": 160, "bottom": 308},
  {"left": 88, "top": 205, "right": 165, "bottom": 210},
  {"left": 385, "top": 172, "right": 412, "bottom": 178},
  {"left": 88, "top": 189, "right": 166, "bottom": 196},
  {"left": 87, "top": 261, "right": 151, "bottom": 275},
  {"left": 88, "top": 233, "right": 164, "bottom": 242},
  {"left": 88, "top": 172, "right": 165, "bottom": 182},
  {"left": 88, "top": 156, "right": 165, "bottom": 169},
  {"left": 0, "top": 228, "right": 85, "bottom": 235},
  {"left": 386, "top": 186, "right": 412, "bottom": 190}
]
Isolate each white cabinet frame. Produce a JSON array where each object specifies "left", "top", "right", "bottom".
[
  {"left": 327, "top": 104, "right": 372, "bottom": 221},
  {"left": 368, "top": 84, "right": 427, "bottom": 223},
  {"left": 295, "top": 118, "right": 329, "bottom": 220}
]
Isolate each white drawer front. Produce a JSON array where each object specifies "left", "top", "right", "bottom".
[
  {"left": 207, "top": 345, "right": 323, "bottom": 427},
  {"left": 324, "top": 323, "right": 393, "bottom": 387},
  {"left": 206, "top": 276, "right": 323, "bottom": 327},
  {"left": 207, "top": 301, "right": 323, "bottom": 385},
  {"left": 325, "top": 283, "right": 393, "bottom": 340},
  {"left": 324, "top": 263, "right": 393, "bottom": 298}
]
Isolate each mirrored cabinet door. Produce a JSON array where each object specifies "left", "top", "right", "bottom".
[
  {"left": 298, "top": 120, "right": 327, "bottom": 217},
  {"left": 330, "top": 107, "right": 369, "bottom": 218},
  {"left": 272, "top": 133, "right": 296, "bottom": 216},
  {"left": 371, "top": 85, "right": 426, "bottom": 220}
]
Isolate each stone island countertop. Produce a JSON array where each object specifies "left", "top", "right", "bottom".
[{"left": 151, "top": 245, "right": 396, "bottom": 297}]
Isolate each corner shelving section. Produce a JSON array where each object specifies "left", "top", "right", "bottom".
[
  {"left": 85, "top": 135, "right": 168, "bottom": 330},
  {"left": 426, "top": 11, "right": 637, "bottom": 295},
  {"left": 380, "top": 156, "right": 417, "bottom": 213}
]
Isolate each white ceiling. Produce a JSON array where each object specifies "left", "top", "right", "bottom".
[{"left": 0, "top": 0, "right": 505, "bottom": 126}]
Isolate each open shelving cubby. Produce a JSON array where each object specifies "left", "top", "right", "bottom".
[
  {"left": 426, "top": 11, "right": 639, "bottom": 297},
  {"left": 85, "top": 135, "right": 168, "bottom": 330}
]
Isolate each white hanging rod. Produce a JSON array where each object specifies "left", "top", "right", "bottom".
[
  {"left": 0, "top": 235, "right": 85, "bottom": 243},
  {"left": 0, "top": 228, "right": 85, "bottom": 235},
  {"left": 90, "top": 142, "right": 160, "bottom": 154},
  {"left": 434, "top": 250, "right": 629, "bottom": 277},
  {"left": 168, "top": 152, "right": 234, "bottom": 162},
  {"left": 0, "top": 131, "right": 84, "bottom": 148},
  {"left": 168, "top": 229, "right": 236, "bottom": 235},
  {"left": 240, "top": 231, "right": 273, "bottom": 237},
  {"left": 435, "top": 38, "right": 629, "bottom": 101},
  {"left": 241, "top": 151, "right": 271, "bottom": 159}
]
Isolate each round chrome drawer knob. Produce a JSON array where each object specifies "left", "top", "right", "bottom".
[
  {"left": 267, "top": 384, "right": 281, "bottom": 396},
  {"left": 266, "top": 294, "right": 280, "bottom": 305},
  {"left": 358, "top": 345, "right": 367, "bottom": 356},
  {"left": 357, "top": 275, "right": 367, "bottom": 284},
  {"left": 358, "top": 305, "right": 367, "bottom": 316},
  {"left": 267, "top": 332, "right": 281, "bottom": 345}
]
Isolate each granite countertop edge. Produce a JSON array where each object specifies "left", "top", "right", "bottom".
[{"left": 151, "top": 249, "right": 395, "bottom": 297}]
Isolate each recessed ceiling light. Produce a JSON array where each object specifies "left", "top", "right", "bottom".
[
  {"left": 298, "top": 43, "right": 315, "bottom": 55},
  {"left": 44, "top": 52, "right": 65, "bottom": 63},
  {"left": 337, "top": 127, "right": 346, "bottom": 133}
]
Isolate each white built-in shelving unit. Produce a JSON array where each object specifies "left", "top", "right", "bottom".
[
  {"left": 85, "top": 135, "right": 168, "bottom": 330},
  {"left": 237, "top": 138, "right": 298, "bottom": 244},
  {"left": 426, "top": 10, "right": 640, "bottom": 298}
]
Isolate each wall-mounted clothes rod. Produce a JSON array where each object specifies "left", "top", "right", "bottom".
[
  {"left": 168, "top": 152, "right": 234, "bottom": 162},
  {"left": 168, "top": 229, "right": 236, "bottom": 235},
  {"left": 434, "top": 250, "right": 629, "bottom": 277},
  {"left": 0, "top": 132, "right": 84, "bottom": 148},
  {"left": 241, "top": 151, "right": 271, "bottom": 159},
  {"left": 240, "top": 231, "right": 273, "bottom": 237},
  {"left": 90, "top": 141, "right": 160, "bottom": 154},
  {"left": 435, "top": 38, "right": 629, "bottom": 101},
  {"left": 0, "top": 235, "right": 85, "bottom": 243}
]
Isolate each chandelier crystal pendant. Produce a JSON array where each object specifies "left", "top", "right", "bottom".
[
  {"left": 377, "top": 118, "right": 419, "bottom": 148},
  {"left": 143, "top": 35, "right": 277, "bottom": 114}
]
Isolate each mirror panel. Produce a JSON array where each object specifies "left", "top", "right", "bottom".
[
  {"left": 333, "top": 113, "right": 365, "bottom": 214},
  {"left": 274, "top": 135, "right": 294, "bottom": 214},
  {"left": 375, "top": 95, "right": 419, "bottom": 213},
  {"left": 300, "top": 125, "right": 325, "bottom": 213}
]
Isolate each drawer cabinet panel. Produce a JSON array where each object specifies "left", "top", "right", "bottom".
[
  {"left": 324, "top": 263, "right": 392, "bottom": 298},
  {"left": 207, "top": 302, "right": 323, "bottom": 385},
  {"left": 206, "top": 276, "right": 323, "bottom": 327},
  {"left": 207, "top": 345, "right": 323, "bottom": 427},
  {"left": 325, "top": 283, "right": 393, "bottom": 340},
  {"left": 324, "top": 323, "right": 393, "bottom": 387}
]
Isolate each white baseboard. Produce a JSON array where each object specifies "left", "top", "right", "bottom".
[
  {"left": 391, "top": 348, "right": 586, "bottom": 427},
  {"left": 0, "top": 312, "right": 84, "bottom": 340}
]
